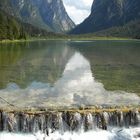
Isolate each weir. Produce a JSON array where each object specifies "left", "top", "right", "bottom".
[{"left": 0, "top": 107, "right": 140, "bottom": 135}]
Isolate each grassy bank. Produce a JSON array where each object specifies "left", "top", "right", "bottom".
[{"left": 0, "top": 36, "right": 137, "bottom": 44}]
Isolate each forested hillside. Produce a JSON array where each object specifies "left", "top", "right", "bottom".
[
  {"left": 94, "top": 20, "right": 140, "bottom": 39},
  {"left": 0, "top": 10, "right": 60, "bottom": 40}
]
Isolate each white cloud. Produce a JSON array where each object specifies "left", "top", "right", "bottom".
[{"left": 63, "top": 0, "right": 93, "bottom": 24}]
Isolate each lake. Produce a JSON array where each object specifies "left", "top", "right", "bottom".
[
  {"left": 0, "top": 40, "right": 140, "bottom": 108},
  {"left": 0, "top": 40, "right": 140, "bottom": 140}
]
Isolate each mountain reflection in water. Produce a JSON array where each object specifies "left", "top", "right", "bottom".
[{"left": 0, "top": 48, "right": 139, "bottom": 107}]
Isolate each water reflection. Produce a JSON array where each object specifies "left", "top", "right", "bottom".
[
  {"left": 70, "top": 40, "right": 140, "bottom": 94},
  {"left": 0, "top": 41, "right": 74, "bottom": 88},
  {"left": 0, "top": 50, "right": 139, "bottom": 108},
  {"left": 53, "top": 52, "right": 140, "bottom": 106}
]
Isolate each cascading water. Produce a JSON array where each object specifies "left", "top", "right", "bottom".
[{"left": 0, "top": 109, "right": 140, "bottom": 140}]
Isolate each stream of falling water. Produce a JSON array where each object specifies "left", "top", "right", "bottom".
[{"left": 0, "top": 110, "right": 140, "bottom": 140}]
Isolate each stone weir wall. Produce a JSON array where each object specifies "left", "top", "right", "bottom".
[{"left": 0, "top": 107, "right": 140, "bottom": 135}]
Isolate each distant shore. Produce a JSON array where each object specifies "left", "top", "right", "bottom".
[{"left": 0, "top": 36, "right": 138, "bottom": 44}]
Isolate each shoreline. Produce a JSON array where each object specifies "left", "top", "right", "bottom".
[{"left": 0, "top": 37, "right": 139, "bottom": 44}]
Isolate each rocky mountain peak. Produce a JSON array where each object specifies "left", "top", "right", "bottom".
[
  {"left": 71, "top": 0, "right": 140, "bottom": 34},
  {"left": 0, "top": 0, "right": 75, "bottom": 32}
]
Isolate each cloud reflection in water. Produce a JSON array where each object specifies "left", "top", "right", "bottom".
[{"left": 0, "top": 52, "right": 139, "bottom": 108}]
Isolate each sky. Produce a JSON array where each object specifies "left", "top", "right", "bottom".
[{"left": 63, "top": 0, "right": 93, "bottom": 24}]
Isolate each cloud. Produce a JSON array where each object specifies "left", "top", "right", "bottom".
[{"left": 63, "top": 0, "right": 93, "bottom": 24}]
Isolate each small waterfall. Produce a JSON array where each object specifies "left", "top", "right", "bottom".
[{"left": 0, "top": 109, "right": 140, "bottom": 135}]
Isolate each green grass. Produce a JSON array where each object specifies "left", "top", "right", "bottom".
[{"left": 0, "top": 35, "right": 135, "bottom": 44}]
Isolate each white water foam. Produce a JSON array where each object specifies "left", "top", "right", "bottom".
[{"left": 1, "top": 127, "right": 140, "bottom": 140}]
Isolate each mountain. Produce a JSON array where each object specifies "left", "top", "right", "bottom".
[
  {"left": 93, "top": 20, "right": 140, "bottom": 39},
  {"left": 0, "top": 9, "right": 62, "bottom": 40},
  {"left": 0, "top": 0, "right": 75, "bottom": 33},
  {"left": 71, "top": 0, "right": 140, "bottom": 35}
]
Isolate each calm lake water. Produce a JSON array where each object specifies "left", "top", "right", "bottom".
[{"left": 0, "top": 40, "right": 140, "bottom": 108}]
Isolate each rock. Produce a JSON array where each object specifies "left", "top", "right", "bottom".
[
  {"left": 0, "top": 0, "right": 75, "bottom": 33},
  {"left": 71, "top": 0, "right": 140, "bottom": 34}
]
